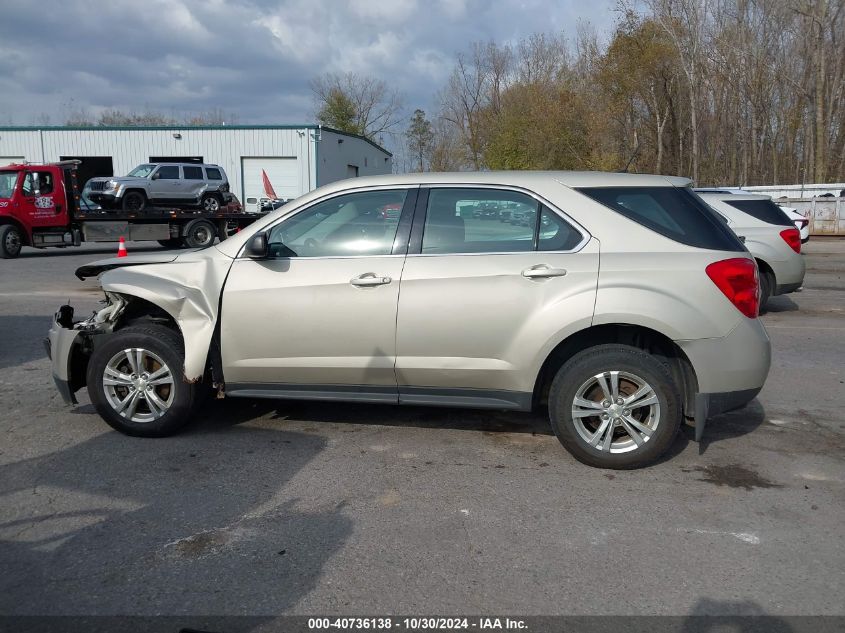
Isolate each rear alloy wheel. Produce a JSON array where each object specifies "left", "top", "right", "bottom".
[
  {"left": 183, "top": 219, "right": 216, "bottom": 248},
  {"left": 0, "top": 225, "right": 23, "bottom": 258},
  {"left": 201, "top": 193, "right": 222, "bottom": 213},
  {"left": 122, "top": 191, "right": 146, "bottom": 212},
  {"left": 549, "top": 344, "right": 681, "bottom": 469},
  {"left": 86, "top": 324, "right": 198, "bottom": 437}
]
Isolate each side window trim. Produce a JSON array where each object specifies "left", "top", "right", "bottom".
[
  {"left": 407, "top": 187, "right": 430, "bottom": 255},
  {"left": 391, "top": 187, "right": 419, "bottom": 256},
  {"left": 408, "top": 185, "right": 589, "bottom": 256}
]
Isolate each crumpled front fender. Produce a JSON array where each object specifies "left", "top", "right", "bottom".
[{"left": 100, "top": 253, "right": 233, "bottom": 381}]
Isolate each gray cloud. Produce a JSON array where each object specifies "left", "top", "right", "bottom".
[{"left": 0, "top": 0, "right": 617, "bottom": 127}]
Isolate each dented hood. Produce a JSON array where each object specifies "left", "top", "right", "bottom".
[
  {"left": 95, "top": 246, "right": 235, "bottom": 380},
  {"left": 75, "top": 252, "right": 189, "bottom": 280}
]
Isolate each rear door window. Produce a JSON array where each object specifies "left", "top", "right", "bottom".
[
  {"left": 722, "top": 199, "right": 794, "bottom": 227},
  {"left": 183, "top": 166, "right": 204, "bottom": 180},
  {"left": 577, "top": 186, "right": 743, "bottom": 251}
]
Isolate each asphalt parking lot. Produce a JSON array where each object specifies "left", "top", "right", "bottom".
[{"left": 0, "top": 239, "right": 843, "bottom": 618}]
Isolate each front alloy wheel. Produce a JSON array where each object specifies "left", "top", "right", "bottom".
[
  {"left": 87, "top": 324, "right": 199, "bottom": 437},
  {"left": 102, "top": 348, "right": 175, "bottom": 423}
]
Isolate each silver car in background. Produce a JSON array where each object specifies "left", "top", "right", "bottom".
[
  {"left": 698, "top": 192, "right": 805, "bottom": 309},
  {"left": 87, "top": 163, "right": 230, "bottom": 212},
  {"left": 47, "top": 172, "right": 771, "bottom": 469}
]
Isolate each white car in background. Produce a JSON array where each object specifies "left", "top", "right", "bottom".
[
  {"left": 698, "top": 192, "right": 805, "bottom": 310},
  {"left": 694, "top": 188, "right": 809, "bottom": 242},
  {"left": 779, "top": 206, "right": 810, "bottom": 243}
]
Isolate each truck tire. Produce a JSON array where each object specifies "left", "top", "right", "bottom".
[
  {"left": 0, "top": 225, "right": 23, "bottom": 259},
  {"left": 183, "top": 219, "right": 216, "bottom": 248},
  {"left": 548, "top": 344, "right": 681, "bottom": 469},
  {"left": 86, "top": 324, "right": 200, "bottom": 437},
  {"left": 122, "top": 191, "right": 147, "bottom": 212},
  {"left": 201, "top": 193, "right": 223, "bottom": 213}
]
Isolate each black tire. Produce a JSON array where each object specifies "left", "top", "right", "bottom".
[
  {"left": 759, "top": 271, "right": 773, "bottom": 313},
  {"left": 122, "top": 190, "right": 146, "bottom": 212},
  {"left": 548, "top": 344, "right": 681, "bottom": 469},
  {"left": 201, "top": 193, "right": 223, "bottom": 213},
  {"left": 157, "top": 238, "right": 184, "bottom": 248},
  {"left": 0, "top": 224, "right": 23, "bottom": 259},
  {"left": 86, "top": 324, "right": 199, "bottom": 437},
  {"left": 183, "top": 219, "right": 216, "bottom": 248}
]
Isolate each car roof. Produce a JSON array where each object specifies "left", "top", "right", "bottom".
[
  {"left": 697, "top": 192, "right": 774, "bottom": 201},
  {"left": 147, "top": 162, "right": 219, "bottom": 167},
  {"left": 323, "top": 171, "right": 692, "bottom": 190}
]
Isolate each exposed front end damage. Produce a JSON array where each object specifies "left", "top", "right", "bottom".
[
  {"left": 46, "top": 248, "right": 234, "bottom": 405},
  {"left": 46, "top": 293, "right": 128, "bottom": 404}
]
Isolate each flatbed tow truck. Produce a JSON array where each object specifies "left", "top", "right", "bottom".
[{"left": 0, "top": 160, "right": 266, "bottom": 258}]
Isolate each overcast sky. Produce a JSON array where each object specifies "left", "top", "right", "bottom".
[{"left": 0, "top": 0, "right": 618, "bottom": 129}]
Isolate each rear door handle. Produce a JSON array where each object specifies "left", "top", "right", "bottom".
[
  {"left": 351, "top": 273, "right": 392, "bottom": 287},
  {"left": 522, "top": 265, "right": 567, "bottom": 279}
]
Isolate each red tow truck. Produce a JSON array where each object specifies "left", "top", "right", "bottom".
[{"left": 0, "top": 160, "right": 265, "bottom": 258}]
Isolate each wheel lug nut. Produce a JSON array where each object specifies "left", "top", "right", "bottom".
[
  {"left": 601, "top": 413, "right": 609, "bottom": 420},
  {"left": 623, "top": 409, "right": 630, "bottom": 416},
  {"left": 616, "top": 398, "right": 624, "bottom": 405},
  {"left": 602, "top": 400, "right": 609, "bottom": 407}
]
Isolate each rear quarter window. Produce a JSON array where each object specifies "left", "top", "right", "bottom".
[
  {"left": 577, "top": 186, "right": 744, "bottom": 251},
  {"left": 205, "top": 168, "right": 223, "bottom": 180},
  {"left": 723, "top": 199, "right": 794, "bottom": 227}
]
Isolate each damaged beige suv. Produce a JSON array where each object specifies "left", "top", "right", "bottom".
[{"left": 47, "top": 172, "right": 771, "bottom": 469}]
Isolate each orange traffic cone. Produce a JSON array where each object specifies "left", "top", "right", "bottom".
[{"left": 117, "top": 237, "right": 128, "bottom": 258}]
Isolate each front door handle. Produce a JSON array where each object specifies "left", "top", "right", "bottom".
[
  {"left": 522, "top": 265, "right": 567, "bottom": 279},
  {"left": 351, "top": 273, "right": 392, "bottom": 287}
]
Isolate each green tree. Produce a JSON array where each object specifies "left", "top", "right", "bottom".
[
  {"left": 315, "top": 88, "right": 362, "bottom": 135},
  {"left": 311, "top": 73, "right": 403, "bottom": 140},
  {"left": 484, "top": 82, "right": 590, "bottom": 170},
  {"left": 406, "top": 109, "right": 434, "bottom": 172}
]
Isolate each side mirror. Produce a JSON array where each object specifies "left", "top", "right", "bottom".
[
  {"left": 244, "top": 232, "right": 268, "bottom": 258},
  {"left": 151, "top": 172, "right": 160, "bottom": 180}
]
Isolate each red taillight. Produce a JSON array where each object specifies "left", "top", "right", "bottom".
[
  {"left": 780, "top": 228, "right": 801, "bottom": 253},
  {"left": 706, "top": 258, "right": 760, "bottom": 318}
]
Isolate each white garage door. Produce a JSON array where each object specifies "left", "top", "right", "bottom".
[
  {"left": 241, "top": 157, "right": 300, "bottom": 213},
  {"left": 0, "top": 157, "right": 25, "bottom": 167}
]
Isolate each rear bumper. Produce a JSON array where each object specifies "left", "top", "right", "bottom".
[
  {"left": 676, "top": 317, "right": 771, "bottom": 395},
  {"left": 769, "top": 253, "right": 805, "bottom": 294},
  {"left": 776, "top": 281, "right": 802, "bottom": 295},
  {"left": 694, "top": 387, "right": 762, "bottom": 441},
  {"left": 677, "top": 317, "right": 771, "bottom": 441}
]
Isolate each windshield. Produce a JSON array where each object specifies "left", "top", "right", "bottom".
[
  {"left": 127, "top": 164, "right": 156, "bottom": 178},
  {"left": 0, "top": 171, "right": 19, "bottom": 198}
]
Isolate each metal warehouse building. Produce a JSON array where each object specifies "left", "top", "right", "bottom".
[{"left": 0, "top": 125, "right": 393, "bottom": 212}]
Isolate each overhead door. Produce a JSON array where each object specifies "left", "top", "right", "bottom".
[
  {"left": 241, "top": 157, "right": 300, "bottom": 213},
  {"left": 0, "top": 157, "right": 25, "bottom": 167}
]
